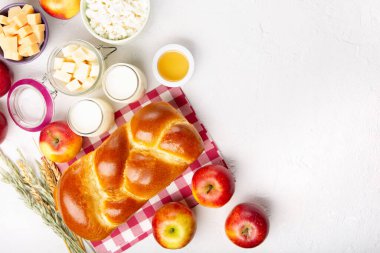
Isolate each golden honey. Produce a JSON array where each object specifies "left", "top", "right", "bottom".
[{"left": 157, "top": 51, "right": 189, "bottom": 82}]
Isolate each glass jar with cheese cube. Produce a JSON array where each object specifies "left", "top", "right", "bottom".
[
  {"left": 0, "top": 3, "right": 49, "bottom": 63},
  {"left": 47, "top": 40, "right": 104, "bottom": 96}
]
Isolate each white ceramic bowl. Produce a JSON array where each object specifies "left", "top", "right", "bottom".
[
  {"left": 80, "top": 0, "right": 150, "bottom": 45},
  {"left": 152, "top": 44, "right": 195, "bottom": 87}
]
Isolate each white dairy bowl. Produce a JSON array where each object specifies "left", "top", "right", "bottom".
[{"left": 80, "top": 0, "right": 150, "bottom": 45}]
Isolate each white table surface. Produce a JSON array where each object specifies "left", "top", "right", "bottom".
[{"left": 1, "top": 0, "right": 380, "bottom": 252}]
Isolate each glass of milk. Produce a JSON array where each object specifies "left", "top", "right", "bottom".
[
  {"left": 67, "top": 98, "right": 114, "bottom": 137},
  {"left": 102, "top": 63, "right": 147, "bottom": 104}
]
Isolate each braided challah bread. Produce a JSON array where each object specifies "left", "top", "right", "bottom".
[{"left": 55, "top": 102, "right": 204, "bottom": 240}]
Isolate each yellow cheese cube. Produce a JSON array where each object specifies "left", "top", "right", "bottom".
[
  {"left": 34, "top": 30, "right": 44, "bottom": 44},
  {"left": 8, "top": 6, "right": 22, "bottom": 19},
  {"left": 31, "top": 24, "right": 45, "bottom": 33},
  {"left": 13, "top": 12, "right": 28, "bottom": 27},
  {"left": 3, "top": 24, "right": 19, "bottom": 36},
  {"left": 54, "top": 71, "right": 72, "bottom": 83},
  {"left": 31, "top": 25, "right": 45, "bottom": 44},
  {"left": 0, "top": 34, "right": 6, "bottom": 50},
  {"left": 19, "top": 43, "right": 40, "bottom": 57},
  {"left": 0, "top": 15, "right": 8, "bottom": 25},
  {"left": 18, "top": 25, "right": 32, "bottom": 38},
  {"left": 17, "top": 34, "right": 22, "bottom": 44},
  {"left": 18, "top": 43, "right": 29, "bottom": 56},
  {"left": 26, "top": 43, "right": 40, "bottom": 56},
  {"left": 4, "top": 51, "right": 22, "bottom": 61},
  {"left": 74, "top": 62, "right": 90, "bottom": 83},
  {"left": 21, "top": 4, "right": 34, "bottom": 15},
  {"left": 27, "top": 13, "right": 41, "bottom": 25},
  {"left": 19, "top": 33, "right": 37, "bottom": 45},
  {"left": 2, "top": 36, "right": 18, "bottom": 52}
]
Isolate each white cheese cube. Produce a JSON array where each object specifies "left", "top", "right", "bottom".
[
  {"left": 74, "top": 62, "right": 90, "bottom": 83},
  {"left": 61, "top": 62, "right": 76, "bottom": 74},
  {"left": 82, "top": 77, "right": 96, "bottom": 89},
  {"left": 71, "top": 46, "right": 87, "bottom": 63},
  {"left": 66, "top": 79, "right": 81, "bottom": 92},
  {"left": 83, "top": 47, "right": 97, "bottom": 61},
  {"left": 89, "top": 64, "right": 99, "bottom": 77},
  {"left": 54, "top": 57, "right": 64, "bottom": 70},
  {"left": 61, "top": 44, "right": 78, "bottom": 57},
  {"left": 53, "top": 70, "right": 72, "bottom": 84}
]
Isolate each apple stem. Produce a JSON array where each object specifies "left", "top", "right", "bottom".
[
  {"left": 47, "top": 131, "right": 60, "bottom": 146},
  {"left": 169, "top": 227, "right": 175, "bottom": 234},
  {"left": 206, "top": 184, "right": 213, "bottom": 194},
  {"left": 241, "top": 227, "right": 249, "bottom": 238}
]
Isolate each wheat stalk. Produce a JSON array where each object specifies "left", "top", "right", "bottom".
[
  {"left": 40, "top": 157, "right": 57, "bottom": 195},
  {"left": 48, "top": 158, "right": 61, "bottom": 182},
  {"left": 0, "top": 149, "right": 86, "bottom": 253}
]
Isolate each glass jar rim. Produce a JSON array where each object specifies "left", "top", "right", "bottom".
[
  {"left": 102, "top": 63, "right": 140, "bottom": 102},
  {"left": 7, "top": 79, "right": 54, "bottom": 132},
  {"left": 67, "top": 98, "right": 104, "bottom": 136}
]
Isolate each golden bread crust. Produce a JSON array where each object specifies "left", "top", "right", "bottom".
[{"left": 56, "top": 102, "right": 204, "bottom": 240}]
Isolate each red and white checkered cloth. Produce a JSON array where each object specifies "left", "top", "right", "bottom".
[{"left": 60, "top": 85, "right": 226, "bottom": 253}]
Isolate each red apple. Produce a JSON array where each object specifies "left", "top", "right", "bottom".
[
  {"left": 40, "top": 0, "right": 80, "bottom": 20},
  {"left": 0, "top": 61, "right": 12, "bottom": 97},
  {"left": 225, "top": 203, "right": 269, "bottom": 248},
  {"left": 39, "top": 121, "right": 82, "bottom": 163},
  {"left": 192, "top": 165, "right": 235, "bottom": 208},
  {"left": 0, "top": 111, "right": 8, "bottom": 144},
  {"left": 152, "top": 202, "right": 196, "bottom": 249}
]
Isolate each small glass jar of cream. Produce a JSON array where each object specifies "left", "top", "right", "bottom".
[
  {"left": 102, "top": 63, "right": 147, "bottom": 103},
  {"left": 67, "top": 98, "right": 114, "bottom": 137}
]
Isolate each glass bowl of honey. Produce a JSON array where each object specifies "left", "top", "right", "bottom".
[{"left": 152, "top": 44, "right": 194, "bottom": 87}]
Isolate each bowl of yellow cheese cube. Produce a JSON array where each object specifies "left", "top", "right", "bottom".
[
  {"left": 0, "top": 3, "right": 48, "bottom": 63},
  {"left": 47, "top": 40, "right": 104, "bottom": 96}
]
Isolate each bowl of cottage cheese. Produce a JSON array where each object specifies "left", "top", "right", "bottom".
[{"left": 80, "top": 0, "right": 150, "bottom": 45}]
